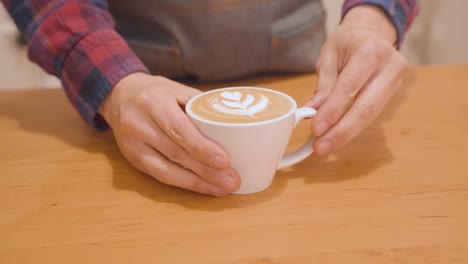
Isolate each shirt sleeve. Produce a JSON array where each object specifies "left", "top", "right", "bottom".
[
  {"left": 342, "top": 0, "right": 420, "bottom": 49},
  {"left": 1, "top": 0, "right": 148, "bottom": 131}
]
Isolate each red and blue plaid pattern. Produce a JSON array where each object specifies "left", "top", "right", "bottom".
[
  {"left": 1, "top": 0, "right": 419, "bottom": 130},
  {"left": 1, "top": 0, "right": 147, "bottom": 130}
]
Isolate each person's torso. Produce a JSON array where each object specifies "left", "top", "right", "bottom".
[{"left": 108, "top": 0, "right": 326, "bottom": 82}]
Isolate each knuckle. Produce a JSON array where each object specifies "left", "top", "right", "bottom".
[
  {"left": 118, "top": 111, "right": 136, "bottom": 132},
  {"left": 319, "top": 55, "right": 334, "bottom": 70},
  {"left": 134, "top": 89, "right": 154, "bottom": 107},
  {"left": 314, "top": 87, "right": 328, "bottom": 98},
  {"left": 358, "top": 101, "right": 379, "bottom": 123},
  {"left": 150, "top": 166, "right": 169, "bottom": 184},
  {"left": 315, "top": 60, "right": 321, "bottom": 72},
  {"left": 320, "top": 105, "right": 341, "bottom": 125},
  {"left": 380, "top": 49, "right": 393, "bottom": 62},
  {"left": 315, "top": 56, "right": 323, "bottom": 71},
  {"left": 119, "top": 140, "right": 134, "bottom": 154},
  {"left": 395, "top": 53, "right": 408, "bottom": 71},
  {"left": 360, "top": 41, "right": 378, "bottom": 58},
  {"left": 168, "top": 117, "right": 187, "bottom": 141},
  {"left": 199, "top": 166, "right": 218, "bottom": 183},
  {"left": 188, "top": 142, "right": 205, "bottom": 158},
  {"left": 168, "top": 144, "right": 186, "bottom": 164},
  {"left": 360, "top": 40, "right": 392, "bottom": 62},
  {"left": 329, "top": 109, "right": 343, "bottom": 124},
  {"left": 340, "top": 76, "right": 361, "bottom": 99},
  {"left": 148, "top": 163, "right": 169, "bottom": 183},
  {"left": 119, "top": 144, "right": 139, "bottom": 166}
]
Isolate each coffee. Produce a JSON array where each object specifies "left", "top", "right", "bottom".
[
  {"left": 189, "top": 88, "right": 293, "bottom": 123},
  {"left": 187, "top": 86, "right": 317, "bottom": 194}
]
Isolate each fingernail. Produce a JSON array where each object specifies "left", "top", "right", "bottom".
[
  {"left": 315, "top": 121, "right": 329, "bottom": 136},
  {"left": 316, "top": 140, "right": 332, "bottom": 155},
  {"left": 211, "top": 155, "right": 227, "bottom": 169},
  {"left": 220, "top": 172, "right": 237, "bottom": 190}
]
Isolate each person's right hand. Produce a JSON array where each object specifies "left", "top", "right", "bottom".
[{"left": 99, "top": 73, "right": 241, "bottom": 196}]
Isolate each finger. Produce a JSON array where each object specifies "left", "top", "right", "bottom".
[
  {"left": 136, "top": 121, "right": 240, "bottom": 191},
  {"left": 150, "top": 98, "right": 231, "bottom": 169},
  {"left": 312, "top": 44, "right": 391, "bottom": 137},
  {"left": 306, "top": 53, "right": 337, "bottom": 109},
  {"left": 124, "top": 137, "right": 230, "bottom": 197},
  {"left": 313, "top": 52, "right": 407, "bottom": 155}
]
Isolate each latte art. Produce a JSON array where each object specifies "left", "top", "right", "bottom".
[
  {"left": 213, "top": 91, "right": 269, "bottom": 117},
  {"left": 190, "top": 88, "right": 294, "bottom": 123}
]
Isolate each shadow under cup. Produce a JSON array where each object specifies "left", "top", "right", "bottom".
[{"left": 186, "top": 87, "right": 316, "bottom": 194}]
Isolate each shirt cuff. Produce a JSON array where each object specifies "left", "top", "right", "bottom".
[
  {"left": 60, "top": 29, "right": 148, "bottom": 131},
  {"left": 342, "top": 0, "right": 414, "bottom": 49}
]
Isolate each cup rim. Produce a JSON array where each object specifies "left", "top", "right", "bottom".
[{"left": 186, "top": 86, "right": 298, "bottom": 127}]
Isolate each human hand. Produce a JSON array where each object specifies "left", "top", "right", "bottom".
[
  {"left": 99, "top": 73, "right": 240, "bottom": 196},
  {"left": 306, "top": 5, "right": 408, "bottom": 156}
]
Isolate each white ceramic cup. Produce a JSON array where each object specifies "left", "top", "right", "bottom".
[{"left": 186, "top": 87, "right": 317, "bottom": 194}]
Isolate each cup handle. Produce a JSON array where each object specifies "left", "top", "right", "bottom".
[{"left": 277, "top": 107, "right": 317, "bottom": 170}]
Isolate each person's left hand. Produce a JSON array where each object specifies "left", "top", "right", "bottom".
[{"left": 306, "top": 5, "right": 408, "bottom": 156}]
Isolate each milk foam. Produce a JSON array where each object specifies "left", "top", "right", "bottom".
[
  {"left": 190, "top": 88, "right": 293, "bottom": 123},
  {"left": 212, "top": 91, "right": 269, "bottom": 117}
]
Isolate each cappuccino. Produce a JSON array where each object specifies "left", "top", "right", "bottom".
[
  {"left": 189, "top": 88, "right": 293, "bottom": 123},
  {"left": 187, "top": 86, "right": 317, "bottom": 194}
]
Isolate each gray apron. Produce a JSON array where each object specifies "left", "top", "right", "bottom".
[{"left": 108, "top": 0, "right": 326, "bottom": 82}]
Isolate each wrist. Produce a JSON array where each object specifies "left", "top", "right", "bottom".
[
  {"left": 98, "top": 92, "right": 114, "bottom": 125},
  {"left": 98, "top": 72, "right": 149, "bottom": 126},
  {"left": 342, "top": 5, "right": 397, "bottom": 45}
]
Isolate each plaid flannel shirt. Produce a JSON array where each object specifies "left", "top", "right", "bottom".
[{"left": 1, "top": 0, "right": 419, "bottom": 130}]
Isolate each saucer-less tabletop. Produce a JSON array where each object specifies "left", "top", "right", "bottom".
[{"left": 1, "top": 65, "right": 467, "bottom": 263}]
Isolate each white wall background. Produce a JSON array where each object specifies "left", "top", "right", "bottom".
[
  {"left": 1, "top": 1, "right": 467, "bottom": 89},
  {"left": 0, "top": 6, "right": 61, "bottom": 89}
]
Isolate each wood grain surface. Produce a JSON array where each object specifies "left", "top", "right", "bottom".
[{"left": 0, "top": 65, "right": 467, "bottom": 263}]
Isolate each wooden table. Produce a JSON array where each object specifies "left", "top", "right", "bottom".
[{"left": 1, "top": 65, "right": 467, "bottom": 263}]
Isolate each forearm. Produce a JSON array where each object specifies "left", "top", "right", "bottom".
[
  {"left": 1, "top": 0, "right": 147, "bottom": 130},
  {"left": 342, "top": 0, "right": 420, "bottom": 48}
]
